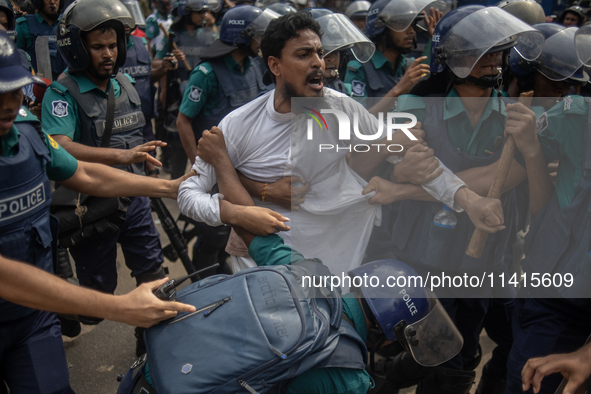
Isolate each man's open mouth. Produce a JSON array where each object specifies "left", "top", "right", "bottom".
[{"left": 308, "top": 74, "right": 323, "bottom": 89}]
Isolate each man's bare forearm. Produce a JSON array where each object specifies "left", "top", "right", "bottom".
[
  {"left": 177, "top": 112, "right": 199, "bottom": 165},
  {"left": 52, "top": 135, "right": 129, "bottom": 166},
  {"left": 521, "top": 143, "right": 555, "bottom": 218},
  {"left": 60, "top": 161, "right": 178, "bottom": 199}
]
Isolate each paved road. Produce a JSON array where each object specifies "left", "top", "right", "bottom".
[{"left": 64, "top": 197, "right": 496, "bottom": 394}]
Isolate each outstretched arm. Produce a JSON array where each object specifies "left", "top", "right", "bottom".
[
  {"left": 0, "top": 254, "right": 196, "bottom": 327},
  {"left": 59, "top": 160, "right": 195, "bottom": 199}
]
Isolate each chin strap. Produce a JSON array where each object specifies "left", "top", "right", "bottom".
[
  {"left": 454, "top": 71, "right": 503, "bottom": 89},
  {"left": 367, "top": 327, "right": 386, "bottom": 376}
]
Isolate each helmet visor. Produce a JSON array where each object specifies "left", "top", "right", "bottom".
[
  {"left": 537, "top": 27, "right": 583, "bottom": 81},
  {"left": 208, "top": 0, "right": 222, "bottom": 13},
  {"left": 575, "top": 24, "right": 591, "bottom": 66},
  {"left": 64, "top": 0, "right": 135, "bottom": 32},
  {"left": 403, "top": 298, "right": 463, "bottom": 367},
  {"left": 123, "top": 0, "right": 147, "bottom": 27},
  {"left": 248, "top": 8, "right": 280, "bottom": 42},
  {"left": 317, "top": 13, "right": 375, "bottom": 62},
  {"left": 378, "top": 0, "right": 446, "bottom": 32},
  {"left": 439, "top": 7, "right": 544, "bottom": 79}
]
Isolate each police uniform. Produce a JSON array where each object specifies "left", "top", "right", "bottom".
[
  {"left": 179, "top": 54, "right": 267, "bottom": 141},
  {"left": 15, "top": 13, "right": 67, "bottom": 80},
  {"left": 505, "top": 96, "right": 591, "bottom": 394},
  {"left": 344, "top": 51, "right": 411, "bottom": 98},
  {"left": 0, "top": 108, "right": 78, "bottom": 393},
  {"left": 40, "top": 71, "right": 164, "bottom": 295},
  {"left": 377, "top": 89, "right": 520, "bottom": 371},
  {"left": 122, "top": 35, "right": 156, "bottom": 142}
]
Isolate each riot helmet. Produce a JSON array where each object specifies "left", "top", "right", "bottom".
[
  {"left": 430, "top": 5, "right": 544, "bottom": 86},
  {"left": 0, "top": 0, "right": 15, "bottom": 32},
  {"left": 264, "top": 1, "right": 296, "bottom": 15},
  {"left": 365, "top": 0, "right": 446, "bottom": 38},
  {"left": 154, "top": 0, "right": 172, "bottom": 16},
  {"left": 349, "top": 260, "right": 463, "bottom": 367},
  {"left": 345, "top": 0, "right": 371, "bottom": 20},
  {"left": 511, "top": 23, "right": 589, "bottom": 87},
  {"left": 0, "top": 29, "right": 46, "bottom": 92},
  {"left": 121, "top": 0, "right": 146, "bottom": 28},
  {"left": 496, "top": 0, "right": 546, "bottom": 25},
  {"left": 57, "top": 0, "right": 134, "bottom": 74},
  {"left": 575, "top": 23, "right": 591, "bottom": 66},
  {"left": 307, "top": 8, "right": 375, "bottom": 63},
  {"left": 201, "top": 5, "right": 279, "bottom": 58},
  {"left": 558, "top": 5, "right": 585, "bottom": 27}
]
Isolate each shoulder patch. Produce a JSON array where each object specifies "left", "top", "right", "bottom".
[
  {"left": 47, "top": 134, "right": 59, "bottom": 150},
  {"left": 564, "top": 96, "right": 573, "bottom": 111},
  {"left": 351, "top": 80, "right": 366, "bottom": 97},
  {"left": 51, "top": 100, "right": 69, "bottom": 117},
  {"left": 50, "top": 83, "right": 67, "bottom": 96},
  {"left": 536, "top": 112, "right": 548, "bottom": 134},
  {"left": 198, "top": 64, "right": 210, "bottom": 74},
  {"left": 16, "top": 16, "right": 27, "bottom": 24},
  {"left": 188, "top": 86, "right": 203, "bottom": 102},
  {"left": 347, "top": 63, "right": 361, "bottom": 72}
]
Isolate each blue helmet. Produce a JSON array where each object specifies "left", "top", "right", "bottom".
[
  {"left": 430, "top": 5, "right": 544, "bottom": 79},
  {"left": 0, "top": 29, "right": 46, "bottom": 92},
  {"left": 220, "top": 5, "right": 277, "bottom": 45},
  {"left": 349, "top": 260, "right": 463, "bottom": 367},
  {"left": 510, "top": 23, "right": 589, "bottom": 86},
  {"left": 345, "top": 0, "right": 371, "bottom": 20},
  {"left": 57, "top": 0, "right": 134, "bottom": 74},
  {"left": 302, "top": 7, "right": 332, "bottom": 19}
]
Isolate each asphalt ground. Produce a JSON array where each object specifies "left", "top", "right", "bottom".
[{"left": 63, "top": 194, "right": 497, "bottom": 394}]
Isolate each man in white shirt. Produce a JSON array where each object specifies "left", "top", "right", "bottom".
[{"left": 177, "top": 11, "right": 504, "bottom": 277}]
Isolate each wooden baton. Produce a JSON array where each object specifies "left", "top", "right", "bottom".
[
  {"left": 465, "top": 91, "right": 534, "bottom": 258},
  {"left": 158, "top": 23, "right": 193, "bottom": 72}
]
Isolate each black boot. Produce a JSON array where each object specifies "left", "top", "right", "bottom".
[{"left": 416, "top": 366, "right": 475, "bottom": 394}]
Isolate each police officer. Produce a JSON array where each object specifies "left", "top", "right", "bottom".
[
  {"left": 0, "top": 28, "right": 197, "bottom": 392},
  {"left": 343, "top": 0, "right": 439, "bottom": 101},
  {"left": 500, "top": 25, "right": 591, "bottom": 394},
  {"left": 307, "top": 8, "right": 374, "bottom": 95},
  {"left": 154, "top": 0, "right": 219, "bottom": 179},
  {"left": 363, "top": 5, "right": 545, "bottom": 393},
  {"left": 14, "top": 0, "right": 66, "bottom": 80},
  {"left": 264, "top": 1, "right": 296, "bottom": 15},
  {"left": 176, "top": 4, "right": 275, "bottom": 163},
  {"left": 41, "top": 0, "right": 169, "bottom": 355},
  {"left": 558, "top": 4, "right": 586, "bottom": 27},
  {"left": 121, "top": 0, "right": 177, "bottom": 148}
]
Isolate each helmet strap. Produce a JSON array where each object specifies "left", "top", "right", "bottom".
[
  {"left": 367, "top": 328, "right": 386, "bottom": 376},
  {"left": 454, "top": 73, "right": 502, "bottom": 89}
]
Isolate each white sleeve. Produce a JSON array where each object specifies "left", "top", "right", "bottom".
[
  {"left": 177, "top": 158, "right": 224, "bottom": 227},
  {"left": 420, "top": 161, "right": 466, "bottom": 212}
]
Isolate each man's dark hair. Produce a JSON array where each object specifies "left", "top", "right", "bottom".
[{"left": 260, "top": 11, "right": 322, "bottom": 75}]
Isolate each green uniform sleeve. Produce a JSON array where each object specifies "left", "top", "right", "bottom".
[
  {"left": 248, "top": 234, "right": 307, "bottom": 266},
  {"left": 396, "top": 94, "right": 426, "bottom": 124},
  {"left": 288, "top": 367, "right": 372, "bottom": 394},
  {"left": 15, "top": 17, "right": 31, "bottom": 50},
  {"left": 155, "top": 36, "right": 168, "bottom": 59},
  {"left": 44, "top": 133, "right": 78, "bottom": 182},
  {"left": 41, "top": 83, "right": 80, "bottom": 141},
  {"left": 179, "top": 63, "right": 217, "bottom": 118},
  {"left": 344, "top": 60, "right": 368, "bottom": 98}
]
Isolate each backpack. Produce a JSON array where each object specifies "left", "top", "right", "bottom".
[{"left": 143, "top": 263, "right": 367, "bottom": 394}]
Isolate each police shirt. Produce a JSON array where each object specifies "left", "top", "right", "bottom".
[
  {"left": 41, "top": 71, "right": 135, "bottom": 142},
  {"left": 15, "top": 12, "right": 60, "bottom": 51},
  {"left": 398, "top": 88, "right": 510, "bottom": 157},
  {"left": 178, "top": 54, "right": 253, "bottom": 119},
  {"left": 248, "top": 234, "right": 373, "bottom": 394},
  {"left": 345, "top": 51, "right": 412, "bottom": 98},
  {"left": 145, "top": 12, "right": 173, "bottom": 52},
  {"left": 532, "top": 96, "right": 587, "bottom": 209},
  {"left": 1, "top": 109, "right": 77, "bottom": 182}
]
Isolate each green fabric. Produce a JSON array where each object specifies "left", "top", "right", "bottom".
[
  {"left": 145, "top": 12, "right": 172, "bottom": 40},
  {"left": 1, "top": 110, "right": 78, "bottom": 182},
  {"left": 42, "top": 71, "right": 125, "bottom": 141},
  {"left": 249, "top": 234, "right": 372, "bottom": 394},
  {"left": 178, "top": 60, "right": 219, "bottom": 118},
  {"left": 533, "top": 96, "right": 587, "bottom": 209},
  {"left": 344, "top": 51, "right": 411, "bottom": 98},
  {"left": 127, "top": 35, "right": 148, "bottom": 48},
  {"left": 398, "top": 89, "right": 509, "bottom": 157},
  {"left": 15, "top": 13, "right": 60, "bottom": 51}
]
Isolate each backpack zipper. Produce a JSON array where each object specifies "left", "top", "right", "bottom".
[{"left": 167, "top": 297, "right": 231, "bottom": 325}]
